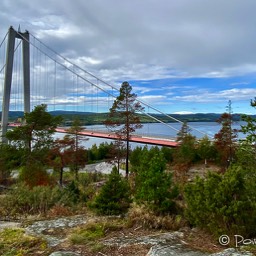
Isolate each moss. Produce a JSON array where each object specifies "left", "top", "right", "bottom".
[
  {"left": 0, "top": 228, "right": 47, "bottom": 256},
  {"left": 69, "top": 222, "right": 105, "bottom": 245},
  {"left": 69, "top": 218, "right": 127, "bottom": 253}
]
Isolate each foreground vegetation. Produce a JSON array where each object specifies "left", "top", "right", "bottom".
[{"left": 0, "top": 98, "right": 256, "bottom": 254}]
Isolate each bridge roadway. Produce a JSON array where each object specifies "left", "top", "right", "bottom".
[
  {"left": 7, "top": 123, "right": 178, "bottom": 147},
  {"left": 55, "top": 128, "right": 178, "bottom": 147}
]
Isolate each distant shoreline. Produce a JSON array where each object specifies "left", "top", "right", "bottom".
[{"left": 4, "top": 111, "right": 254, "bottom": 126}]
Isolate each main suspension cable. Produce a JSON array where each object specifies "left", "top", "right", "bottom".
[{"left": 17, "top": 31, "right": 211, "bottom": 137}]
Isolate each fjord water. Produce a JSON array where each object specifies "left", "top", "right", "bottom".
[{"left": 54, "top": 121, "right": 246, "bottom": 148}]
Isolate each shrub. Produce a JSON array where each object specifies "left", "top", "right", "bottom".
[
  {"left": 0, "top": 184, "right": 79, "bottom": 217},
  {"left": 128, "top": 204, "right": 187, "bottom": 230},
  {"left": 184, "top": 165, "right": 256, "bottom": 238},
  {"left": 47, "top": 204, "right": 73, "bottom": 217},
  {"left": 19, "top": 164, "right": 51, "bottom": 187},
  {"left": 65, "top": 180, "right": 80, "bottom": 203},
  {"left": 90, "top": 166, "right": 131, "bottom": 215},
  {"left": 134, "top": 147, "right": 178, "bottom": 214}
]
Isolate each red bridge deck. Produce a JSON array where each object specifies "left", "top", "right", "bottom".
[
  {"left": 55, "top": 128, "right": 178, "bottom": 147},
  {"left": 7, "top": 124, "right": 178, "bottom": 147}
]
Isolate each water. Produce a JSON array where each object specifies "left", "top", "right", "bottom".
[{"left": 54, "top": 121, "right": 246, "bottom": 148}]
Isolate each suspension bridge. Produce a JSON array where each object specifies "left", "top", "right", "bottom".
[{"left": 0, "top": 26, "right": 209, "bottom": 147}]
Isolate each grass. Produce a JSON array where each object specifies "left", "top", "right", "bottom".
[
  {"left": 69, "top": 223, "right": 105, "bottom": 244},
  {"left": 127, "top": 204, "right": 187, "bottom": 230},
  {"left": 69, "top": 218, "right": 126, "bottom": 245},
  {"left": 68, "top": 218, "right": 127, "bottom": 253}
]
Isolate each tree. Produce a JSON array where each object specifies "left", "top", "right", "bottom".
[
  {"left": 197, "top": 136, "right": 217, "bottom": 166},
  {"left": 66, "top": 118, "right": 88, "bottom": 151},
  {"left": 214, "top": 101, "right": 238, "bottom": 169},
  {"left": 109, "top": 140, "right": 126, "bottom": 173},
  {"left": 90, "top": 166, "right": 131, "bottom": 215},
  {"left": 238, "top": 97, "right": 256, "bottom": 170},
  {"left": 175, "top": 134, "right": 197, "bottom": 164},
  {"left": 134, "top": 146, "right": 178, "bottom": 214},
  {"left": 0, "top": 144, "right": 22, "bottom": 185},
  {"left": 176, "top": 121, "right": 191, "bottom": 142},
  {"left": 5, "top": 104, "right": 62, "bottom": 167},
  {"left": 47, "top": 136, "right": 74, "bottom": 186},
  {"left": 241, "top": 98, "right": 256, "bottom": 144},
  {"left": 105, "top": 81, "right": 144, "bottom": 177},
  {"left": 184, "top": 166, "right": 256, "bottom": 238},
  {"left": 65, "top": 118, "right": 88, "bottom": 179},
  {"left": 175, "top": 121, "right": 197, "bottom": 166},
  {"left": 130, "top": 146, "right": 143, "bottom": 173}
]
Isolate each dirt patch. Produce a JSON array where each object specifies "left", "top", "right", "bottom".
[
  {"left": 187, "top": 163, "right": 221, "bottom": 181},
  {"left": 172, "top": 163, "right": 221, "bottom": 183},
  {"left": 183, "top": 227, "right": 224, "bottom": 253}
]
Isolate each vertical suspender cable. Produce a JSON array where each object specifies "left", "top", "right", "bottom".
[
  {"left": 54, "top": 60, "right": 56, "bottom": 111},
  {"left": 76, "top": 74, "right": 79, "bottom": 113},
  {"left": 31, "top": 35, "right": 34, "bottom": 109},
  {"left": 97, "top": 79, "right": 99, "bottom": 115}
]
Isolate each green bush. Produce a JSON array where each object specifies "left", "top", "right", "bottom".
[
  {"left": 184, "top": 165, "right": 256, "bottom": 237},
  {"left": 90, "top": 166, "right": 131, "bottom": 215},
  {"left": 134, "top": 147, "right": 178, "bottom": 214}
]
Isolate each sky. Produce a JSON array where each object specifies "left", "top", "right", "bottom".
[{"left": 1, "top": 0, "right": 256, "bottom": 114}]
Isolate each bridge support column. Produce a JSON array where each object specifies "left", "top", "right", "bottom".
[
  {"left": 21, "top": 30, "right": 30, "bottom": 114},
  {"left": 1, "top": 26, "right": 30, "bottom": 143}
]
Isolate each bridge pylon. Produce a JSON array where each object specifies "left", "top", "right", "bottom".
[{"left": 1, "top": 26, "right": 30, "bottom": 143}]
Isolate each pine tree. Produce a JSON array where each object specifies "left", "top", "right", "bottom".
[
  {"left": 214, "top": 101, "right": 238, "bottom": 169},
  {"left": 6, "top": 104, "right": 62, "bottom": 153},
  {"left": 176, "top": 121, "right": 191, "bottom": 142},
  {"left": 134, "top": 147, "right": 178, "bottom": 214},
  {"left": 91, "top": 166, "right": 131, "bottom": 215},
  {"left": 105, "top": 81, "right": 144, "bottom": 177},
  {"left": 65, "top": 118, "right": 88, "bottom": 179},
  {"left": 238, "top": 97, "right": 256, "bottom": 170},
  {"left": 6, "top": 104, "right": 62, "bottom": 167},
  {"left": 175, "top": 121, "right": 197, "bottom": 166}
]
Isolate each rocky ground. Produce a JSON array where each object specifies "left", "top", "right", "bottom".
[{"left": 0, "top": 214, "right": 255, "bottom": 256}]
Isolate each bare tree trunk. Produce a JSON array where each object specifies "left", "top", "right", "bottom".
[
  {"left": 60, "top": 167, "right": 63, "bottom": 187},
  {"left": 125, "top": 139, "right": 129, "bottom": 178}
]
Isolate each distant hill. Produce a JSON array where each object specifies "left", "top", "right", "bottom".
[{"left": 1, "top": 111, "right": 254, "bottom": 125}]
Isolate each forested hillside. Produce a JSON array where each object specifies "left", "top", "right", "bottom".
[{"left": 5, "top": 111, "right": 247, "bottom": 125}]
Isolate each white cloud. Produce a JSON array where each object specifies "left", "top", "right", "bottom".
[
  {"left": 172, "top": 88, "right": 256, "bottom": 103},
  {"left": 36, "top": 21, "right": 82, "bottom": 39},
  {"left": 230, "top": 82, "right": 250, "bottom": 86},
  {"left": 1, "top": 0, "right": 256, "bottom": 114},
  {"left": 173, "top": 111, "right": 194, "bottom": 115}
]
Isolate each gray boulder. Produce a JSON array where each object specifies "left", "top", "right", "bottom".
[
  {"left": 49, "top": 252, "right": 80, "bottom": 256},
  {"left": 147, "top": 247, "right": 253, "bottom": 256},
  {"left": 210, "top": 248, "right": 253, "bottom": 256}
]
